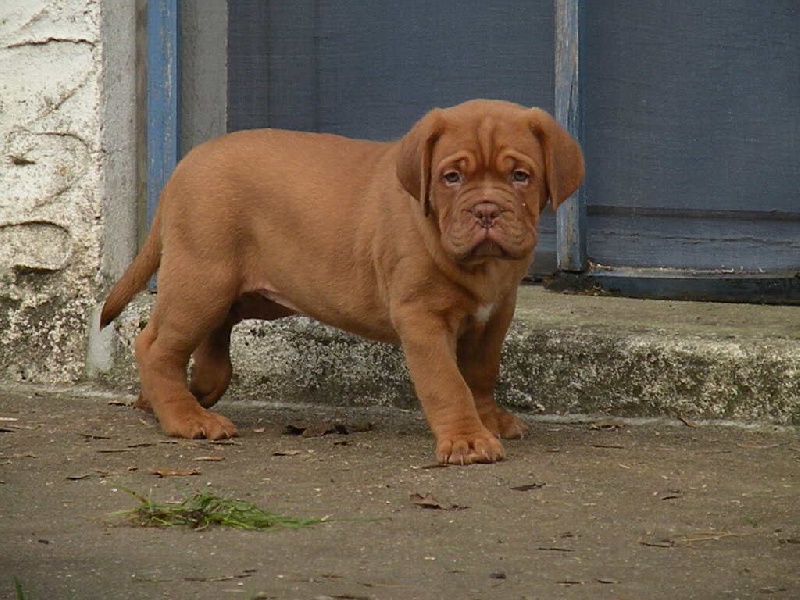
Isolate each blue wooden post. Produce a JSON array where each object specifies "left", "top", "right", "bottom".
[
  {"left": 554, "top": 0, "right": 586, "bottom": 272},
  {"left": 146, "top": 0, "right": 180, "bottom": 231}
]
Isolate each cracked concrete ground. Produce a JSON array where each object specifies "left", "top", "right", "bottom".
[{"left": 1, "top": 387, "right": 798, "bottom": 599}]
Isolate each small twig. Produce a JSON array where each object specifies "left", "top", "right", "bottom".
[{"left": 674, "top": 530, "right": 762, "bottom": 544}]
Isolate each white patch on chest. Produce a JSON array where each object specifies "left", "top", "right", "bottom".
[{"left": 474, "top": 303, "right": 496, "bottom": 324}]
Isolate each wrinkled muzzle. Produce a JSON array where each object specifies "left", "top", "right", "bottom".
[{"left": 440, "top": 192, "right": 536, "bottom": 263}]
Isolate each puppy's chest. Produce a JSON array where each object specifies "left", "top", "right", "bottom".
[
  {"left": 458, "top": 303, "right": 498, "bottom": 336},
  {"left": 473, "top": 303, "right": 497, "bottom": 324}
]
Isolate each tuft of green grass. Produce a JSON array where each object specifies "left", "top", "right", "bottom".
[
  {"left": 114, "top": 489, "right": 320, "bottom": 531},
  {"left": 13, "top": 577, "right": 28, "bottom": 600}
]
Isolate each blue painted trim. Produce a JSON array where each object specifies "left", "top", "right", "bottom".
[
  {"left": 554, "top": 0, "right": 586, "bottom": 273},
  {"left": 146, "top": 0, "right": 180, "bottom": 230}
]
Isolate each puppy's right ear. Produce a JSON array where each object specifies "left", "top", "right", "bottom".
[{"left": 396, "top": 109, "right": 444, "bottom": 217}]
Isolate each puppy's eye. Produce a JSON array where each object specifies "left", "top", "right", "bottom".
[
  {"left": 511, "top": 170, "right": 531, "bottom": 184},
  {"left": 442, "top": 171, "right": 463, "bottom": 185}
]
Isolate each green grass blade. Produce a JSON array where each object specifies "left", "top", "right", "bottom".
[{"left": 114, "top": 490, "right": 319, "bottom": 531}]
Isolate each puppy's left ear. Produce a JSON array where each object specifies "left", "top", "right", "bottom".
[
  {"left": 528, "top": 108, "right": 585, "bottom": 210},
  {"left": 396, "top": 109, "right": 444, "bottom": 217}
]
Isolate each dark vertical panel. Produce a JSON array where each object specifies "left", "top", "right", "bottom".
[
  {"left": 314, "top": 0, "right": 554, "bottom": 140},
  {"left": 227, "top": 0, "right": 270, "bottom": 131},
  {"left": 228, "top": 1, "right": 318, "bottom": 132},
  {"left": 262, "top": 1, "right": 317, "bottom": 131},
  {"left": 582, "top": 1, "right": 800, "bottom": 271}
]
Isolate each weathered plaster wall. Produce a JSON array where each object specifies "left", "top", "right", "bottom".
[{"left": 0, "top": 1, "right": 136, "bottom": 383}]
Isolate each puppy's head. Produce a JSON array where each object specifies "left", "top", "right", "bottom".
[{"left": 396, "top": 99, "right": 584, "bottom": 264}]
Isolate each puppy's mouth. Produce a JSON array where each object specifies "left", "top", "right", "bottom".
[
  {"left": 447, "top": 209, "right": 533, "bottom": 263},
  {"left": 465, "top": 232, "right": 515, "bottom": 261}
]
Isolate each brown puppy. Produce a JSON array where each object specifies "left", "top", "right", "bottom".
[{"left": 101, "top": 99, "right": 584, "bottom": 464}]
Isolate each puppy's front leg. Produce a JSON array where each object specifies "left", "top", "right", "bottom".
[
  {"left": 394, "top": 312, "right": 505, "bottom": 464},
  {"left": 458, "top": 299, "right": 529, "bottom": 440}
]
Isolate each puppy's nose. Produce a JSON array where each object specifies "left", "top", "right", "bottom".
[{"left": 470, "top": 202, "right": 501, "bottom": 229}]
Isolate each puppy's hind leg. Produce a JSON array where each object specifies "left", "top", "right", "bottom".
[
  {"left": 189, "top": 293, "right": 297, "bottom": 409},
  {"left": 189, "top": 315, "right": 236, "bottom": 409},
  {"left": 135, "top": 266, "right": 240, "bottom": 440}
]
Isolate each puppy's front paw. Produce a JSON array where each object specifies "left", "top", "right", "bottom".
[
  {"left": 157, "top": 403, "right": 238, "bottom": 440},
  {"left": 435, "top": 429, "right": 505, "bottom": 465},
  {"left": 133, "top": 392, "right": 154, "bottom": 413}
]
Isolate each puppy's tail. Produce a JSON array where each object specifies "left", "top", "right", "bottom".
[{"left": 99, "top": 210, "right": 162, "bottom": 328}]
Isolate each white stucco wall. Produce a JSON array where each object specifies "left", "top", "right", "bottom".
[{"left": 0, "top": 1, "right": 136, "bottom": 383}]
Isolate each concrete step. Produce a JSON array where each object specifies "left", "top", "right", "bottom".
[{"left": 101, "top": 285, "right": 800, "bottom": 425}]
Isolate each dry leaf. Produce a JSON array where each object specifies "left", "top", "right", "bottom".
[
  {"left": 589, "top": 421, "right": 624, "bottom": 430},
  {"left": 303, "top": 421, "right": 336, "bottom": 437},
  {"left": 661, "top": 490, "right": 683, "bottom": 500},
  {"left": 148, "top": 468, "right": 201, "bottom": 478},
  {"left": 346, "top": 420, "right": 374, "bottom": 433},
  {"left": 640, "top": 539, "right": 675, "bottom": 548},
  {"left": 272, "top": 450, "right": 302, "bottom": 457},
  {"left": 410, "top": 492, "right": 443, "bottom": 509},
  {"left": 81, "top": 433, "right": 112, "bottom": 440},
  {"left": 511, "top": 483, "right": 545, "bottom": 492},
  {"left": 779, "top": 537, "right": 800, "bottom": 545},
  {"left": 736, "top": 443, "right": 782, "bottom": 450},
  {"left": 283, "top": 422, "right": 308, "bottom": 435},
  {"left": 184, "top": 568, "right": 256, "bottom": 583},
  {"left": 283, "top": 420, "right": 360, "bottom": 437},
  {"left": 410, "top": 493, "right": 468, "bottom": 511}
]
